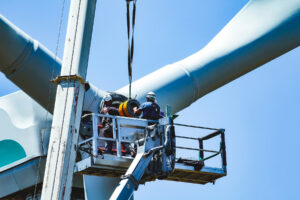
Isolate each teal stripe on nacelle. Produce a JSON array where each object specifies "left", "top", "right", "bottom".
[{"left": 0, "top": 140, "right": 26, "bottom": 167}]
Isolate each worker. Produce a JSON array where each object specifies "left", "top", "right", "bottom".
[
  {"left": 133, "top": 91, "right": 161, "bottom": 121},
  {"left": 99, "top": 94, "right": 118, "bottom": 153}
]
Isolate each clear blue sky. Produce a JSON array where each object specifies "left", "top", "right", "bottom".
[{"left": 1, "top": 0, "right": 300, "bottom": 199}]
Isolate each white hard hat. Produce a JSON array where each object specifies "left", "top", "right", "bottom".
[
  {"left": 103, "top": 94, "right": 112, "bottom": 102},
  {"left": 146, "top": 91, "right": 156, "bottom": 101}
]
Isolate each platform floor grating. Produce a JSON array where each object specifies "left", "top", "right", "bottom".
[{"left": 75, "top": 156, "right": 226, "bottom": 185}]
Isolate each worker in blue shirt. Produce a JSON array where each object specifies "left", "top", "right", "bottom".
[{"left": 134, "top": 91, "right": 161, "bottom": 121}]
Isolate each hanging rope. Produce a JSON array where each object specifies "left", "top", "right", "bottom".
[{"left": 126, "top": 0, "right": 137, "bottom": 99}]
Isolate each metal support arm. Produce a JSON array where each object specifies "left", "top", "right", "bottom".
[
  {"left": 109, "top": 150, "right": 155, "bottom": 200},
  {"left": 109, "top": 123, "right": 173, "bottom": 200}
]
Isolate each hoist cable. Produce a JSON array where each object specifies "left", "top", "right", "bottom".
[
  {"left": 126, "top": 0, "right": 137, "bottom": 99},
  {"left": 126, "top": 1, "right": 131, "bottom": 99},
  {"left": 131, "top": 1, "right": 136, "bottom": 63}
]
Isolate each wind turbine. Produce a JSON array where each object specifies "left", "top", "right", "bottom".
[{"left": 0, "top": 0, "right": 300, "bottom": 199}]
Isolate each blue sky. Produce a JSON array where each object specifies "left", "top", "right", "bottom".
[{"left": 1, "top": 0, "right": 300, "bottom": 199}]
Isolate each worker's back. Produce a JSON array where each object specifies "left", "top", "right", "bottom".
[{"left": 140, "top": 102, "right": 160, "bottom": 120}]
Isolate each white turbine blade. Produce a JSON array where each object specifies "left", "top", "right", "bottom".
[
  {"left": 1, "top": 0, "right": 300, "bottom": 115},
  {"left": 0, "top": 15, "right": 106, "bottom": 113},
  {"left": 0, "top": 15, "right": 60, "bottom": 112},
  {"left": 116, "top": 0, "right": 300, "bottom": 113}
]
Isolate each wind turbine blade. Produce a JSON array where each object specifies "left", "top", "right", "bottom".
[
  {"left": 1, "top": 0, "right": 300, "bottom": 115},
  {"left": 116, "top": 0, "right": 300, "bottom": 113},
  {"left": 0, "top": 15, "right": 106, "bottom": 113},
  {"left": 0, "top": 15, "right": 60, "bottom": 112}
]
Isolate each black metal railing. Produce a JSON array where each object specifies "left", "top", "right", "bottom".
[{"left": 174, "top": 123, "right": 227, "bottom": 172}]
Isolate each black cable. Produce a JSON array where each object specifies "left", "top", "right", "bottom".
[{"left": 126, "top": 0, "right": 137, "bottom": 99}]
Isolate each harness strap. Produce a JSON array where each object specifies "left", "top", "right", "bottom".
[{"left": 152, "top": 103, "right": 160, "bottom": 115}]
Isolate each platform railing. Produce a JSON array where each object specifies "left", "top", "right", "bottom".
[
  {"left": 79, "top": 113, "right": 156, "bottom": 158},
  {"left": 174, "top": 123, "right": 227, "bottom": 172},
  {"left": 78, "top": 114, "right": 226, "bottom": 172}
]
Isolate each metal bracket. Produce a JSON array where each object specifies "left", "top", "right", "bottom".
[
  {"left": 120, "top": 174, "right": 139, "bottom": 191},
  {"left": 143, "top": 145, "right": 164, "bottom": 158},
  {"left": 50, "top": 75, "right": 85, "bottom": 85}
]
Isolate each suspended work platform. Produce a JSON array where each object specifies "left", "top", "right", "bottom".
[
  {"left": 75, "top": 155, "right": 226, "bottom": 185},
  {"left": 75, "top": 113, "right": 227, "bottom": 186}
]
